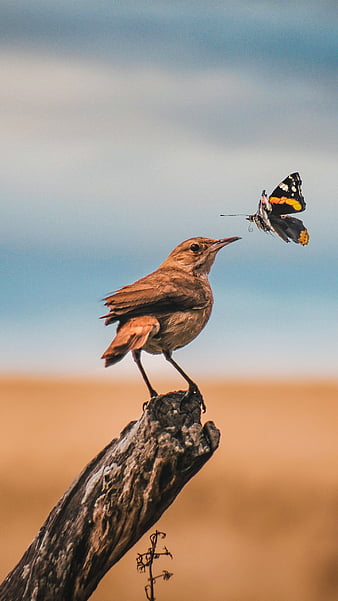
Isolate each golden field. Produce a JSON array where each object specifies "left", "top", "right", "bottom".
[{"left": 0, "top": 377, "right": 337, "bottom": 601}]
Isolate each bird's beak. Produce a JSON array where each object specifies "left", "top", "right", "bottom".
[{"left": 210, "top": 236, "right": 241, "bottom": 252}]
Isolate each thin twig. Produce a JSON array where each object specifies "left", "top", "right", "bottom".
[{"left": 137, "top": 531, "right": 173, "bottom": 601}]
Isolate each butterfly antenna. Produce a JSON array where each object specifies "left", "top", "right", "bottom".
[{"left": 220, "top": 213, "right": 249, "bottom": 217}]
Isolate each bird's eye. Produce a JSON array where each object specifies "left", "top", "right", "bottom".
[{"left": 190, "top": 243, "right": 201, "bottom": 252}]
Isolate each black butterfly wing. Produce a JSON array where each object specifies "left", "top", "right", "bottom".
[
  {"left": 269, "top": 172, "right": 306, "bottom": 216},
  {"left": 269, "top": 214, "right": 309, "bottom": 245}
]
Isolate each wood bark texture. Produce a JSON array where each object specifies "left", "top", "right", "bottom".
[{"left": 0, "top": 389, "right": 220, "bottom": 601}]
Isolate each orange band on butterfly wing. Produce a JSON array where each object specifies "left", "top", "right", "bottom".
[{"left": 269, "top": 196, "right": 302, "bottom": 211}]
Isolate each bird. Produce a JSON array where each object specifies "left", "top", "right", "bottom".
[{"left": 101, "top": 236, "right": 240, "bottom": 410}]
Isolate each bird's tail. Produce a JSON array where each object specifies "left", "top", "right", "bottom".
[{"left": 101, "top": 316, "right": 160, "bottom": 367}]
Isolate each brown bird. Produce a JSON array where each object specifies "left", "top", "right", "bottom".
[{"left": 101, "top": 236, "right": 240, "bottom": 408}]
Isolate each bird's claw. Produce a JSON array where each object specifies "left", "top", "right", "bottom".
[
  {"left": 189, "top": 384, "right": 206, "bottom": 412},
  {"left": 179, "top": 385, "right": 206, "bottom": 413},
  {"left": 198, "top": 395, "right": 207, "bottom": 413},
  {"left": 142, "top": 390, "right": 159, "bottom": 411}
]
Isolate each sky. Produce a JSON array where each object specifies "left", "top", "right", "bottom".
[{"left": 1, "top": 1, "right": 337, "bottom": 380}]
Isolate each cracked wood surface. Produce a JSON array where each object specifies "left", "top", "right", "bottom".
[{"left": 0, "top": 390, "right": 220, "bottom": 601}]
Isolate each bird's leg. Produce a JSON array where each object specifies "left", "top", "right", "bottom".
[
  {"left": 163, "top": 350, "right": 197, "bottom": 390},
  {"left": 132, "top": 350, "right": 158, "bottom": 405},
  {"left": 163, "top": 351, "right": 206, "bottom": 412}
]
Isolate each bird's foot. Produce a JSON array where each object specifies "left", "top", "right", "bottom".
[
  {"left": 180, "top": 384, "right": 206, "bottom": 413},
  {"left": 142, "top": 390, "right": 159, "bottom": 411},
  {"left": 190, "top": 383, "right": 206, "bottom": 412}
]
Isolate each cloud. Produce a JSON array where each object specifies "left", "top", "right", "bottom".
[
  {"left": 0, "top": 50, "right": 336, "bottom": 255},
  {"left": 0, "top": 1, "right": 337, "bottom": 79}
]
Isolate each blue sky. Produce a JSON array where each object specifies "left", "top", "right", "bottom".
[{"left": 1, "top": 1, "right": 337, "bottom": 379}]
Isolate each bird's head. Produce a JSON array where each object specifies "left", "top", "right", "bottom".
[{"left": 161, "top": 236, "right": 241, "bottom": 275}]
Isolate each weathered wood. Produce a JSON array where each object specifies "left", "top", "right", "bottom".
[{"left": 0, "top": 390, "right": 220, "bottom": 601}]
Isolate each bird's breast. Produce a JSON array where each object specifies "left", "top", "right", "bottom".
[{"left": 143, "top": 304, "right": 212, "bottom": 355}]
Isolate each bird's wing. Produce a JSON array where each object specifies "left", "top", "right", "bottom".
[
  {"left": 101, "top": 316, "right": 160, "bottom": 366},
  {"left": 102, "top": 268, "right": 209, "bottom": 324}
]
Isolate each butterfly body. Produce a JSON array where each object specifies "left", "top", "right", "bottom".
[{"left": 248, "top": 172, "right": 309, "bottom": 245}]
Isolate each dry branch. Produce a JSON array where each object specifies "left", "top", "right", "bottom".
[{"left": 0, "top": 389, "right": 220, "bottom": 601}]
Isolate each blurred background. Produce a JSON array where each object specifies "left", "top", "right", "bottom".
[{"left": 1, "top": 2, "right": 337, "bottom": 600}]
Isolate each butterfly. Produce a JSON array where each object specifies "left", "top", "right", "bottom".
[
  {"left": 221, "top": 172, "right": 309, "bottom": 245},
  {"left": 247, "top": 172, "right": 309, "bottom": 245}
]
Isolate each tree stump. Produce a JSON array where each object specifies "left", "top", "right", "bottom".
[{"left": 0, "top": 389, "right": 220, "bottom": 601}]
